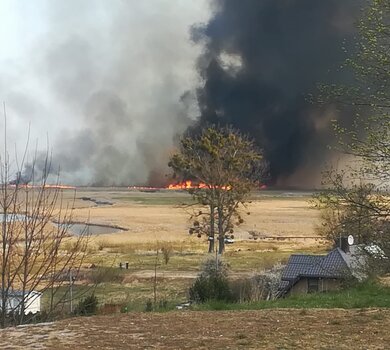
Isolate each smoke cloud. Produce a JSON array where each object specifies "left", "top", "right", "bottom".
[
  {"left": 0, "top": 0, "right": 209, "bottom": 186},
  {"left": 1, "top": 1, "right": 364, "bottom": 188},
  {"left": 192, "top": 0, "right": 361, "bottom": 187}
]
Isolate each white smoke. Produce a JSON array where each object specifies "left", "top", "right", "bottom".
[{"left": 0, "top": 0, "right": 210, "bottom": 185}]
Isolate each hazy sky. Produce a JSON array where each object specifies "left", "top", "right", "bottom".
[{"left": 0, "top": 0, "right": 210, "bottom": 185}]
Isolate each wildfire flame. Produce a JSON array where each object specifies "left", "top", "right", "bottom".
[
  {"left": 10, "top": 184, "right": 76, "bottom": 190},
  {"left": 168, "top": 180, "right": 198, "bottom": 189},
  {"left": 167, "top": 180, "right": 267, "bottom": 190},
  {"left": 167, "top": 180, "right": 231, "bottom": 190},
  {"left": 128, "top": 181, "right": 267, "bottom": 191},
  {"left": 44, "top": 184, "right": 76, "bottom": 190},
  {"left": 127, "top": 186, "right": 161, "bottom": 191}
]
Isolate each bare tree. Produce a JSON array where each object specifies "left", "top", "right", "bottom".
[{"left": 0, "top": 106, "right": 90, "bottom": 327}]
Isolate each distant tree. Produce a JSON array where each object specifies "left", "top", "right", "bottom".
[
  {"left": 315, "top": 0, "right": 390, "bottom": 273},
  {"left": 313, "top": 175, "right": 389, "bottom": 274},
  {"left": 314, "top": 176, "right": 383, "bottom": 246},
  {"left": 168, "top": 125, "right": 268, "bottom": 254},
  {"left": 318, "top": 0, "right": 390, "bottom": 189}
]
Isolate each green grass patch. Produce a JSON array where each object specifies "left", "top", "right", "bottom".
[
  {"left": 226, "top": 250, "right": 291, "bottom": 271},
  {"left": 193, "top": 281, "right": 390, "bottom": 310},
  {"left": 88, "top": 240, "right": 299, "bottom": 273},
  {"left": 42, "top": 279, "right": 190, "bottom": 313}
]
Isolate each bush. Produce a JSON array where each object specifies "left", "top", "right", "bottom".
[
  {"left": 189, "top": 258, "right": 233, "bottom": 303},
  {"left": 229, "top": 278, "right": 256, "bottom": 302},
  {"left": 189, "top": 259, "right": 288, "bottom": 304},
  {"left": 229, "top": 263, "right": 285, "bottom": 302},
  {"left": 161, "top": 244, "right": 173, "bottom": 265},
  {"left": 190, "top": 275, "right": 232, "bottom": 302},
  {"left": 145, "top": 299, "right": 153, "bottom": 312},
  {"left": 74, "top": 294, "right": 99, "bottom": 316}
]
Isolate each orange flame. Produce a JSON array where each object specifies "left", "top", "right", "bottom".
[
  {"left": 127, "top": 186, "right": 161, "bottom": 190},
  {"left": 168, "top": 180, "right": 199, "bottom": 189},
  {"left": 44, "top": 184, "right": 76, "bottom": 190},
  {"left": 167, "top": 180, "right": 231, "bottom": 190},
  {"left": 10, "top": 184, "right": 76, "bottom": 190}
]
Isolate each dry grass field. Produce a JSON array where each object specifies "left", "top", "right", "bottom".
[
  {"left": 2, "top": 308, "right": 389, "bottom": 349},
  {"left": 67, "top": 188, "right": 320, "bottom": 242},
  {"left": 4, "top": 188, "right": 389, "bottom": 349},
  {"left": 43, "top": 188, "right": 326, "bottom": 307},
  {"left": 65, "top": 188, "right": 325, "bottom": 271}
]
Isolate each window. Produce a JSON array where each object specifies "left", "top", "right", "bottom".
[{"left": 307, "top": 278, "right": 319, "bottom": 293}]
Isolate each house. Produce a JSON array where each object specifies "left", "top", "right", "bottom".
[
  {"left": 0, "top": 290, "right": 42, "bottom": 314},
  {"left": 278, "top": 247, "right": 361, "bottom": 296}
]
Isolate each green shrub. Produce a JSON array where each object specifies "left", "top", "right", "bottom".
[
  {"left": 145, "top": 299, "right": 153, "bottom": 312},
  {"left": 74, "top": 294, "right": 99, "bottom": 316},
  {"left": 189, "top": 258, "right": 233, "bottom": 302},
  {"left": 189, "top": 274, "right": 233, "bottom": 302}
]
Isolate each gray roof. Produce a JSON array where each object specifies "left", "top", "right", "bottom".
[
  {"left": 278, "top": 245, "right": 374, "bottom": 295},
  {"left": 278, "top": 280, "right": 290, "bottom": 290},
  {"left": 281, "top": 248, "right": 350, "bottom": 282}
]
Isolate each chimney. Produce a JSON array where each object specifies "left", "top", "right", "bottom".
[{"left": 339, "top": 236, "right": 350, "bottom": 253}]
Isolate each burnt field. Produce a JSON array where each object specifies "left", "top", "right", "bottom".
[{"left": 2, "top": 308, "right": 389, "bottom": 349}]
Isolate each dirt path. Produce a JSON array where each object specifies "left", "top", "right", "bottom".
[
  {"left": 1, "top": 308, "right": 389, "bottom": 349},
  {"left": 124, "top": 270, "right": 255, "bottom": 280}
]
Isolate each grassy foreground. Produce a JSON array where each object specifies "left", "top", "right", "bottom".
[{"left": 193, "top": 281, "right": 390, "bottom": 311}]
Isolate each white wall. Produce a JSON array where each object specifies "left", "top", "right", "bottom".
[
  {"left": 25, "top": 292, "right": 41, "bottom": 314},
  {"left": 1, "top": 291, "right": 41, "bottom": 314}
]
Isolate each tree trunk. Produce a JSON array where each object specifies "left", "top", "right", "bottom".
[
  {"left": 208, "top": 239, "right": 214, "bottom": 253},
  {"left": 217, "top": 201, "right": 224, "bottom": 254},
  {"left": 153, "top": 250, "right": 158, "bottom": 307},
  {"left": 1, "top": 211, "right": 8, "bottom": 328},
  {"left": 208, "top": 199, "right": 215, "bottom": 253},
  {"left": 218, "top": 236, "right": 225, "bottom": 254}
]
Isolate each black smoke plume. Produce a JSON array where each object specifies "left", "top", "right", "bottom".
[{"left": 193, "top": 0, "right": 361, "bottom": 186}]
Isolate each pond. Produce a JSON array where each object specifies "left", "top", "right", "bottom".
[{"left": 0, "top": 213, "right": 28, "bottom": 222}]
